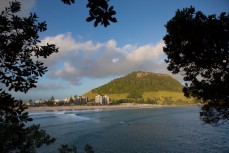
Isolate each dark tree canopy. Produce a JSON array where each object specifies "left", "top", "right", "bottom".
[
  {"left": 61, "top": 0, "right": 75, "bottom": 5},
  {"left": 163, "top": 7, "right": 229, "bottom": 125},
  {"left": 0, "top": 1, "right": 58, "bottom": 93},
  {"left": 200, "top": 101, "right": 229, "bottom": 125},
  {"left": 1, "top": 0, "right": 110, "bottom": 152},
  {"left": 0, "top": 91, "right": 56, "bottom": 153},
  {"left": 0, "top": 1, "right": 58, "bottom": 152},
  {"left": 62, "top": 0, "right": 117, "bottom": 27}
]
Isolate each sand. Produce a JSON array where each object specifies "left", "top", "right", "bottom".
[{"left": 27, "top": 103, "right": 165, "bottom": 112}]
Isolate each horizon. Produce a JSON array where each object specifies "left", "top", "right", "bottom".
[{"left": 1, "top": 0, "right": 228, "bottom": 101}]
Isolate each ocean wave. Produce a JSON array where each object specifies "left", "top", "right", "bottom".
[
  {"left": 58, "top": 113, "right": 92, "bottom": 122},
  {"left": 30, "top": 110, "right": 93, "bottom": 124}
]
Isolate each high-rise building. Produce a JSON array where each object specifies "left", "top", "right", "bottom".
[{"left": 95, "top": 95, "right": 109, "bottom": 105}]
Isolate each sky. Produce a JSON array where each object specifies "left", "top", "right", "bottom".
[{"left": 1, "top": 0, "right": 228, "bottom": 101}]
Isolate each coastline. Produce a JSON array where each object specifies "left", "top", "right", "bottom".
[{"left": 27, "top": 103, "right": 198, "bottom": 112}]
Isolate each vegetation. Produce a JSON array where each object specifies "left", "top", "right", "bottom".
[
  {"left": 61, "top": 0, "right": 117, "bottom": 27},
  {"left": 0, "top": 91, "right": 56, "bottom": 152},
  {"left": 163, "top": 6, "right": 229, "bottom": 125},
  {"left": 0, "top": 1, "right": 58, "bottom": 152},
  {"left": 91, "top": 71, "right": 183, "bottom": 94},
  {"left": 58, "top": 144, "right": 94, "bottom": 153},
  {"left": 58, "top": 144, "right": 77, "bottom": 153},
  {"left": 84, "top": 71, "right": 195, "bottom": 105},
  {"left": 1, "top": 1, "right": 227, "bottom": 153},
  {"left": 0, "top": 2, "right": 58, "bottom": 93},
  {"left": 143, "top": 91, "right": 194, "bottom": 105},
  {"left": 0, "top": 0, "right": 116, "bottom": 152},
  {"left": 127, "top": 91, "right": 143, "bottom": 99}
]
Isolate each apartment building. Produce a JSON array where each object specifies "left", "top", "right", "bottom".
[{"left": 95, "top": 95, "right": 110, "bottom": 105}]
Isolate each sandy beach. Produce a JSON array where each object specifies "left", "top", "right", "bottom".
[
  {"left": 27, "top": 104, "right": 159, "bottom": 112},
  {"left": 27, "top": 103, "right": 195, "bottom": 112}
]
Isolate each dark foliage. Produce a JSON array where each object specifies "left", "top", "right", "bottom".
[
  {"left": 86, "top": 0, "right": 117, "bottom": 27},
  {"left": 0, "top": 1, "right": 58, "bottom": 152},
  {"left": 0, "top": 91, "right": 56, "bottom": 153},
  {"left": 61, "top": 0, "right": 117, "bottom": 27},
  {"left": 0, "top": 1, "right": 58, "bottom": 93},
  {"left": 58, "top": 144, "right": 77, "bottom": 153},
  {"left": 0, "top": 91, "right": 32, "bottom": 124},
  {"left": 1, "top": 1, "right": 103, "bottom": 152},
  {"left": 58, "top": 144, "right": 95, "bottom": 153},
  {"left": 84, "top": 144, "right": 94, "bottom": 153},
  {"left": 200, "top": 101, "right": 229, "bottom": 126},
  {"left": 1, "top": 123, "right": 56, "bottom": 153},
  {"left": 0, "top": 124, "right": 56, "bottom": 153},
  {"left": 61, "top": 0, "right": 75, "bottom": 5},
  {"left": 163, "top": 6, "right": 229, "bottom": 125}
]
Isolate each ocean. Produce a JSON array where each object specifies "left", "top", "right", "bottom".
[{"left": 29, "top": 106, "right": 229, "bottom": 153}]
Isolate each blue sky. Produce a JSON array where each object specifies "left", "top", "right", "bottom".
[{"left": 1, "top": 0, "right": 228, "bottom": 101}]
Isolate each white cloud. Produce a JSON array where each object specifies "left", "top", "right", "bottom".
[
  {"left": 39, "top": 33, "right": 102, "bottom": 53},
  {"left": 40, "top": 33, "right": 170, "bottom": 85},
  {"left": 112, "top": 58, "right": 120, "bottom": 63},
  {"left": 126, "top": 41, "right": 164, "bottom": 62},
  {"left": 56, "top": 62, "right": 78, "bottom": 76}
]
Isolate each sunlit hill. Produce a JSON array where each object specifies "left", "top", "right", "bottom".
[{"left": 84, "top": 71, "right": 195, "bottom": 105}]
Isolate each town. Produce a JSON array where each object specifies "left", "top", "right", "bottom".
[{"left": 26, "top": 95, "right": 110, "bottom": 107}]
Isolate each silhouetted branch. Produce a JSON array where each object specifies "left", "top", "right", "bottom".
[{"left": 200, "top": 100, "right": 229, "bottom": 126}]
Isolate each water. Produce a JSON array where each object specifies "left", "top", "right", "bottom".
[{"left": 29, "top": 106, "right": 229, "bottom": 153}]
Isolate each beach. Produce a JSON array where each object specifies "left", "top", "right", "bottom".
[
  {"left": 27, "top": 103, "right": 196, "bottom": 112},
  {"left": 27, "top": 103, "right": 157, "bottom": 112}
]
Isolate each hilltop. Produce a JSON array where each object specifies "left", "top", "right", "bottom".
[{"left": 84, "top": 71, "right": 195, "bottom": 105}]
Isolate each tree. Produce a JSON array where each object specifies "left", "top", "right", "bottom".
[
  {"left": 84, "top": 144, "right": 94, "bottom": 153},
  {"left": 57, "top": 144, "right": 94, "bottom": 153},
  {"left": 58, "top": 144, "right": 77, "bottom": 153},
  {"left": 0, "top": 1, "right": 58, "bottom": 152},
  {"left": 163, "top": 6, "right": 229, "bottom": 125},
  {"left": 1, "top": 0, "right": 111, "bottom": 151},
  {"left": 69, "top": 96, "right": 74, "bottom": 102},
  {"left": 46, "top": 95, "right": 55, "bottom": 106},
  {"left": 0, "top": 91, "right": 56, "bottom": 152},
  {"left": 127, "top": 91, "right": 142, "bottom": 99},
  {"left": 0, "top": 0, "right": 117, "bottom": 93},
  {"left": 50, "top": 95, "right": 55, "bottom": 101},
  {"left": 61, "top": 0, "right": 117, "bottom": 27},
  {"left": 0, "top": 1, "right": 58, "bottom": 93}
]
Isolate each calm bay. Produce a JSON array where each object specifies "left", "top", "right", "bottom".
[{"left": 30, "top": 106, "right": 229, "bottom": 153}]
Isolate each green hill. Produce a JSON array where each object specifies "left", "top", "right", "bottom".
[{"left": 84, "top": 71, "right": 195, "bottom": 105}]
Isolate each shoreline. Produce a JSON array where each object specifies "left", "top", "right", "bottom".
[{"left": 27, "top": 103, "right": 198, "bottom": 112}]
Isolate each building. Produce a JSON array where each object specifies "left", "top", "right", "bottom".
[
  {"left": 102, "top": 95, "right": 110, "bottom": 105},
  {"left": 75, "top": 96, "right": 88, "bottom": 104},
  {"left": 95, "top": 95, "right": 110, "bottom": 105},
  {"left": 34, "top": 100, "right": 45, "bottom": 106},
  {"left": 65, "top": 96, "right": 88, "bottom": 105},
  {"left": 95, "top": 95, "right": 103, "bottom": 104}
]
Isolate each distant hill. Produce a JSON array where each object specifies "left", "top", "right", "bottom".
[{"left": 84, "top": 71, "right": 195, "bottom": 105}]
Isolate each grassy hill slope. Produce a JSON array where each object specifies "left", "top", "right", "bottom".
[
  {"left": 84, "top": 71, "right": 195, "bottom": 104},
  {"left": 91, "top": 71, "right": 183, "bottom": 93}
]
